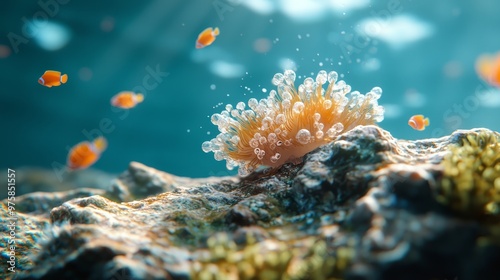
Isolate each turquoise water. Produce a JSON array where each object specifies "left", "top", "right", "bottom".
[{"left": 2, "top": 0, "right": 500, "bottom": 178}]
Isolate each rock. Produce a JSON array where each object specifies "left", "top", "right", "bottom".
[
  {"left": 2, "top": 126, "right": 500, "bottom": 280},
  {"left": 0, "top": 167, "right": 115, "bottom": 200}
]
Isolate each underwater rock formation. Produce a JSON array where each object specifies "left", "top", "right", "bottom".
[{"left": 3, "top": 126, "right": 500, "bottom": 280}]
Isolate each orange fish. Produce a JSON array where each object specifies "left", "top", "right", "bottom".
[
  {"left": 67, "top": 137, "right": 107, "bottom": 170},
  {"left": 475, "top": 52, "right": 500, "bottom": 87},
  {"left": 38, "top": 70, "right": 68, "bottom": 87},
  {"left": 408, "top": 115, "right": 430, "bottom": 131},
  {"left": 111, "top": 91, "right": 144, "bottom": 109},
  {"left": 196, "top": 27, "right": 220, "bottom": 49}
]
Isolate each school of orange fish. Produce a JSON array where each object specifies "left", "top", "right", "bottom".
[{"left": 39, "top": 27, "right": 500, "bottom": 171}]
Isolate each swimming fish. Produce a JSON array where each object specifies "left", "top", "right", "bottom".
[
  {"left": 475, "top": 52, "right": 500, "bottom": 87},
  {"left": 38, "top": 70, "right": 68, "bottom": 87},
  {"left": 111, "top": 91, "right": 144, "bottom": 109},
  {"left": 196, "top": 27, "right": 220, "bottom": 49},
  {"left": 408, "top": 115, "right": 430, "bottom": 131},
  {"left": 67, "top": 137, "right": 107, "bottom": 170}
]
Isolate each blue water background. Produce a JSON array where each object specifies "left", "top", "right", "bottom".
[{"left": 2, "top": 0, "right": 500, "bottom": 178}]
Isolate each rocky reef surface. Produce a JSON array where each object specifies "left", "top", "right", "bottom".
[{"left": 2, "top": 125, "right": 500, "bottom": 280}]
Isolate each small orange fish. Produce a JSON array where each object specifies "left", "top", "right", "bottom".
[
  {"left": 67, "top": 137, "right": 107, "bottom": 170},
  {"left": 38, "top": 70, "right": 68, "bottom": 87},
  {"left": 196, "top": 27, "right": 220, "bottom": 49},
  {"left": 475, "top": 52, "right": 500, "bottom": 87},
  {"left": 111, "top": 91, "right": 144, "bottom": 109},
  {"left": 408, "top": 115, "right": 430, "bottom": 131}
]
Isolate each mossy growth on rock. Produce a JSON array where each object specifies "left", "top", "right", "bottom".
[
  {"left": 190, "top": 232, "right": 353, "bottom": 280},
  {"left": 437, "top": 131, "right": 500, "bottom": 220}
]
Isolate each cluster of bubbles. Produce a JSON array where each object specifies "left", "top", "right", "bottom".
[{"left": 202, "top": 70, "right": 385, "bottom": 176}]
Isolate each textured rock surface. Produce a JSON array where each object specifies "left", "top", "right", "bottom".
[{"left": 2, "top": 126, "right": 500, "bottom": 280}]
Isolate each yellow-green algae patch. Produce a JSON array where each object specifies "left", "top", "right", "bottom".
[
  {"left": 437, "top": 131, "right": 500, "bottom": 220},
  {"left": 190, "top": 230, "right": 353, "bottom": 280}
]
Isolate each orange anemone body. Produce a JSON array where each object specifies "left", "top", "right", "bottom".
[{"left": 202, "top": 70, "right": 385, "bottom": 176}]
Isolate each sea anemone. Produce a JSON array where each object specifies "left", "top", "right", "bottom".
[{"left": 202, "top": 70, "right": 385, "bottom": 176}]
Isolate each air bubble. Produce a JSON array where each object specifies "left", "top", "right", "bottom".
[
  {"left": 316, "top": 70, "right": 327, "bottom": 84},
  {"left": 248, "top": 98, "right": 258, "bottom": 110},
  {"left": 258, "top": 150, "right": 265, "bottom": 160},
  {"left": 214, "top": 151, "right": 224, "bottom": 161},
  {"left": 243, "top": 110, "right": 255, "bottom": 120},
  {"left": 211, "top": 114, "right": 221, "bottom": 125},
  {"left": 327, "top": 71, "right": 338, "bottom": 83},
  {"left": 323, "top": 100, "right": 332, "bottom": 109},
  {"left": 282, "top": 99, "right": 291, "bottom": 109},
  {"left": 344, "top": 85, "right": 352, "bottom": 94},
  {"left": 269, "top": 90, "right": 276, "bottom": 99},
  {"left": 201, "top": 141, "right": 212, "bottom": 152},
  {"left": 313, "top": 112, "right": 321, "bottom": 122},
  {"left": 236, "top": 102, "right": 245, "bottom": 110},
  {"left": 316, "top": 130, "right": 324, "bottom": 139},
  {"left": 272, "top": 73, "right": 284, "bottom": 86},
  {"left": 340, "top": 96, "right": 349, "bottom": 107},
  {"left": 374, "top": 114, "right": 385, "bottom": 122},
  {"left": 296, "top": 129, "right": 311, "bottom": 145},
  {"left": 275, "top": 114, "right": 286, "bottom": 124},
  {"left": 292, "top": 102, "right": 305, "bottom": 114},
  {"left": 298, "top": 84, "right": 305, "bottom": 95},
  {"left": 284, "top": 70, "right": 296, "bottom": 85},
  {"left": 303, "top": 77, "right": 314, "bottom": 90},
  {"left": 249, "top": 139, "right": 259, "bottom": 148},
  {"left": 371, "top": 87, "right": 382, "bottom": 99},
  {"left": 231, "top": 109, "right": 240, "bottom": 118},
  {"left": 333, "top": 123, "right": 344, "bottom": 133},
  {"left": 268, "top": 133, "right": 277, "bottom": 143},
  {"left": 336, "top": 80, "right": 346, "bottom": 91},
  {"left": 226, "top": 160, "right": 236, "bottom": 170},
  {"left": 262, "top": 116, "right": 273, "bottom": 129},
  {"left": 326, "top": 128, "right": 337, "bottom": 138},
  {"left": 270, "top": 152, "right": 281, "bottom": 163},
  {"left": 282, "top": 91, "right": 292, "bottom": 100}
]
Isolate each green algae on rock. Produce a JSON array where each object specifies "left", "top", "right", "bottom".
[{"left": 437, "top": 130, "right": 500, "bottom": 220}]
